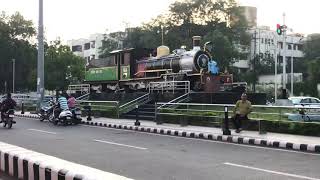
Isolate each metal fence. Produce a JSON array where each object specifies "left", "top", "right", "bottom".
[{"left": 155, "top": 102, "right": 320, "bottom": 135}]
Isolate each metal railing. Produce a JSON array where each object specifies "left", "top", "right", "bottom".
[
  {"left": 157, "top": 93, "right": 191, "bottom": 109},
  {"left": 149, "top": 81, "right": 190, "bottom": 94},
  {"left": 76, "top": 93, "right": 90, "bottom": 101},
  {"left": 155, "top": 102, "right": 320, "bottom": 134},
  {"left": 78, "top": 100, "right": 120, "bottom": 118},
  {"left": 119, "top": 93, "right": 150, "bottom": 115},
  {"left": 67, "top": 84, "right": 90, "bottom": 94}
]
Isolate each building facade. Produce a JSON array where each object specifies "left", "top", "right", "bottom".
[
  {"left": 67, "top": 34, "right": 104, "bottom": 63},
  {"left": 67, "top": 32, "right": 125, "bottom": 64}
]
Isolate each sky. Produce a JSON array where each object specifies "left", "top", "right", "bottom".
[{"left": 0, "top": 0, "right": 319, "bottom": 41}]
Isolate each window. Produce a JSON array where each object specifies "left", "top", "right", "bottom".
[
  {"left": 72, "top": 45, "right": 82, "bottom": 52},
  {"left": 301, "top": 99, "right": 310, "bottom": 104},
  {"left": 271, "top": 39, "right": 274, "bottom": 44},
  {"left": 297, "top": 44, "right": 303, "bottom": 51},
  {"left": 91, "top": 55, "right": 95, "bottom": 60},
  {"left": 278, "top": 42, "right": 283, "bottom": 49},
  {"left": 311, "top": 99, "right": 320, "bottom": 103},
  {"left": 288, "top": 44, "right": 292, "bottom": 50},
  {"left": 261, "top": 38, "right": 264, "bottom": 43},
  {"left": 84, "top": 43, "right": 90, "bottom": 50},
  {"left": 91, "top": 41, "right": 96, "bottom": 48}
]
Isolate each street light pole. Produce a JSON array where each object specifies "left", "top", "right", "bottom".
[
  {"left": 37, "top": 0, "right": 45, "bottom": 109},
  {"left": 282, "top": 13, "right": 287, "bottom": 99},
  {"left": 12, "top": 59, "right": 15, "bottom": 93}
]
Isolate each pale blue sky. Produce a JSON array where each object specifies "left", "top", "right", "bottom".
[{"left": 0, "top": 0, "right": 318, "bottom": 41}]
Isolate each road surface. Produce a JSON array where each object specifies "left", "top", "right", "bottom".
[{"left": 0, "top": 117, "right": 319, "bottom": 180}]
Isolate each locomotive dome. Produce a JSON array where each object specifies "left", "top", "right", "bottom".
[{"left": 156, "top": 45, "right": 170, "bottom": 58}]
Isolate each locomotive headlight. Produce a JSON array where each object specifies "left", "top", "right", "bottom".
[{"left": 197, "top": 54, "right": 209, "bottom": 69}]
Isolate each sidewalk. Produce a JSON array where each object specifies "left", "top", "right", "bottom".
[
  {"left": 15, "top": 111, "right": 320, "bottom": 153},
  {"left": 86, "top": 117, "right": 320, "bottom": 146}
]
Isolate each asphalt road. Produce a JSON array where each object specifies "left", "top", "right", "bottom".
[{"left": 0, "top": 117, "right": 319, "bottom": 180}]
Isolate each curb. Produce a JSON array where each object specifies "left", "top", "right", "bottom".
[
  {"left": 0, "top": 141, "right": 133, "bottom": 180},
  {"left": 81, "top": 120, "right": 320, "bottom": 154}
]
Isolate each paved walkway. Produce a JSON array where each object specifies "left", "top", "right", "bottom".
[{"left": 83, "top": 117, "right": 320, "bottom": 146}]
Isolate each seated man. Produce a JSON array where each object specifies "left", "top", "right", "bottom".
[
  {"left": 1, "top": 93, "right": 17, "bottom": 122},
  {"left": 232, "top": 93, "right": 252, "bottom": 133}
]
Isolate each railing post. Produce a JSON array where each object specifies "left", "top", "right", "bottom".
[
  {"left": 222, "top": 106, "right": 231, "bottom": 135},
  {"left": 117, "top": 102, "right": 120, "bottom": 119},
  {"left": 134, "top": 105, "right": 140, "bottom": 126},
  {"left": 21, "top": 101, "right": 25, "bottom": 114},
  {"left": 258, "top": 120, "right": 267, "bottom": 134},
  {"left": 87, "top": 103, "right": 92, "bottom": 121}
]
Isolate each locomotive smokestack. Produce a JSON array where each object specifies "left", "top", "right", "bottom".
[{"left": 192, "top": 36, "right": 201, "bottom": 50}]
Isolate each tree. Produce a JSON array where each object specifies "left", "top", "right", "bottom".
[
  {"left": 99, "top": 32, "right": 126, "bottom": 58},
  {"left": 303, "top": 34, "right": 320, "bottom": 60},
  {"left": 0, "top": 12, "right": 37, "bottom": 92},
  {"left": 45, "top": 40, "right": 85, "bottom": 90}
]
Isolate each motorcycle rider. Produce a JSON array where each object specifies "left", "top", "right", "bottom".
[
  {"left": 54, "top": 93, "right": 69, "bottom": 118},
  {"left": 67, "top": 94, "right": 76, "bottom": 109},
  {"left": 1, "top": 93, "right": 17, "bottom": 123}
]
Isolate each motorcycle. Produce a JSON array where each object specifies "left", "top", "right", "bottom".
[
  {"left": 52, "top": 103, "right": 77, "bottom": 126},
  {"left": 38, "top": 100, "right": 54, "bottom": 122},
  {"left": 70, "top": 107, "right": 82, "bottom": 125},
  {"left": 1, "top": 109, "right": 15, "bottom": 129}
]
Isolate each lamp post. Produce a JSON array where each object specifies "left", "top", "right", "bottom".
[
  {"left": 37, "top": 0, "right": 45, "bottom": 109},
  {"left": 12, "top": 59, "right": 15, "bottom": 93},
  {"left": 281, "top": 13, "right": 287, "bottom": 99}
]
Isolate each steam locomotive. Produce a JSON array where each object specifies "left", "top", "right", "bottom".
[{"left": 85, "top": 36, "right": 243, "bottom": 93}]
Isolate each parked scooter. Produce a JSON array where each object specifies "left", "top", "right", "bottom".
[{"left": 1, "top": 109, "right": 15, "bottom": 129}]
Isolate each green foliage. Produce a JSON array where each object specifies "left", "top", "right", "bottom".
[
  {"left": 303, "top": 34, "right": 320, "bottom": 60},
  {"left": 99, "top": 32, "right": 125, "bottom": 58},
  {"left": 113, "top": 0, "right": 250, "bottom": 68},
  {"left": 0, "top": 12, "right": 37, "bottom": 92},
  {"left": 45, "top": 40, "right": 85, "bottom": 90}
]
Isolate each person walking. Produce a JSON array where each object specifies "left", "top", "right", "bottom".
[{"left": 232, "top": 93, "right": 252, "bottom": 133}]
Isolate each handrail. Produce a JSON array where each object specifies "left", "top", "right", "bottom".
[
  {"left": 158, "top": 93, "right": 190, "bottom": 110},
  {"left": 78, "top": 100, "right": 119, "bottom": 104},
  {"left": 119, "top": 93, "right": 149, "bottom": 109},
  {"left": 156, "top": 102, "right": 320, "bottom": 109},
  {"left": 149, "top": 81, "right": 190, "bottom": 94},
  {"left": 76, "top": 93, "right": 90, "bottom": 101}
]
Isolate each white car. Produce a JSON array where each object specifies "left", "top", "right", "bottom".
[{"left": 288, "top": 96, "right": 320, "bottom": 110}]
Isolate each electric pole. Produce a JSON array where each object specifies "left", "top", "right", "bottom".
[
  {"left": 282, "top": 13, "right": 287, "bottom": 99},
  {"left": 252, "top": 30, "right": 258, "bottom": 92},
  {"left": 12, "top": 59, "right": 15, "bottom": 93},
  {"left": 37, "top": 0, "right": 45, "bottom": 109}
]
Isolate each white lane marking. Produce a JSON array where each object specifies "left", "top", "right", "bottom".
[
  {"left": 224, "top": 162, "right": 320, "bottom": 180},
  {"left": 93, "top": 139, "right": 147, "bottom": 150},
  {"left": 28, "top": 129, "right": 57, "bottom": 135},
  {"left": 82, "top": 124, "right": 320, "bottom": 156}
]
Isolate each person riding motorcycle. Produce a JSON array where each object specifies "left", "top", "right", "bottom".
[
  {"left": 54, "top": 93, "right": 69, "bottom": 118},
  {"left": 67, "top": 94, "right": 76, "bottom": 109},
  {"left": 1, "top": 93, "right": 17, "bottom": 123}
]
